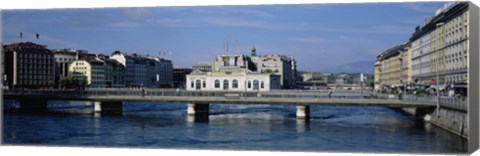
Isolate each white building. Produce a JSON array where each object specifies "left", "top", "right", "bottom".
[
  {"left": 251, "top": 53, "right": 297, "bottom": 88},
  {"left": 186, "top": 67, "right": 281, "bottom": 91},
  {"left": 410, "top": 2, "right": 469, "bottom": 87},
  {"left": 110, "top": 51, "right": 173, "bottom": 87},
  {"left": 213, "top": 54, "right": 256, "bottom": 72}
]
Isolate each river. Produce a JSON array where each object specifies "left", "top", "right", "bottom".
[{"left": 2, "top": 100, "right": 467, "bottom": 154}]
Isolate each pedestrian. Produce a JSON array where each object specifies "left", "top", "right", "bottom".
[
  {"left": 398, "top": 90, "right": 403, "bottom": 100},
  {"left": 328, "top": 90, "right": 333, "bottom": 99}
]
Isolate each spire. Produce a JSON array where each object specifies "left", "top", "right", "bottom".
[{"left": 251, "top": 46, "right": 256, "bottom": 57}]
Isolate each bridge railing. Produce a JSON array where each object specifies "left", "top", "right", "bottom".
[
  {"left": 3, "top": 88, "right": 372, "bottom": 99},
  {"left": 371, "top": 93, "right": 467, "bottom": 111},
  {"left": 88, "top": 88, "right": 372, "bottom": 98},
  {"left": 6, "top": 88, "right": 466, "bottom": 110}
]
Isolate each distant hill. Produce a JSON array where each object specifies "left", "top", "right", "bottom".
[{"left": 321, "top": 60, "right": 375, "bottom": 74}]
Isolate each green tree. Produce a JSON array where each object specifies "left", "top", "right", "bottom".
[
  {"left": 264, "top": 69, "right": 273, "bottom": 73},
  {"left": 77, "top": 77, "right": 87, "bottom": 89},
  {"left": 60, "top": 77, "right": 72, "bottom": 88}
]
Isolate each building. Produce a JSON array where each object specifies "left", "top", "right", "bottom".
[
  {"left": 101, "top": 58, "right": 125, "bottom": 87},
  {"left": 187, "top": 46, "right": 297, "bottom": 90},
  {"left": 173, "top": 68, "right": 192, "bottom": 88},
  {"left": 249, "top": 47, "right": 297, "bottom": 88},
  {"left": 374, "top": 44, "right": 407, "bottom": 92},
  {"left": 374, "top": 58, "right": 382, "bottom": 92},
  {"left": 301, "top": 73, "right": 313, "bottom": 82},
  {"left": 192, "top": 62, "right": 213, "bottom": 72},
  {"left": 335, "top": 74, "right": 349, "bottom": 85},
  {"left": 251, "top": 53, "right": 297, "bottom": 88},
  {"left": 410, "top": 2, "right": 469, "bottom": 88},
  {"left": 400, "top": 42, "right": 413, "bottom": 87},
  {"left": 110, "top": 51, "right": 173, "bottom": 87},
  {"left": 213, "top": 54, "right": 256, "bottom": 72},
  {"left": 186, "top": 66, "right": 281, "bottom": 91},
  {"left": 3, "top": 42, "right": 55, "bottom": 89},
  {"left": 150, "top": 57, "right": 173, "bottom": 87},
  {"left": 52, "top": 49, "right": 93, "bottom": 87},
  {"left": 68, "top": 58, "right": 106, "bottom": 87}
]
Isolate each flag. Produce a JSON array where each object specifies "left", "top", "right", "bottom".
[
  {"left": 36, "top": 33, "right": 40, "bottom": 39},
  {"left": 19, "top": 32, "right": 23, "bottom": 38}
]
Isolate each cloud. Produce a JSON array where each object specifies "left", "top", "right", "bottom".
[
  {"left": 402, "top": 3, "right": 442, "bottom": 13},
  {"left": 289, "top": 36, "right": 327, "bottom": 43},
  {"left": 40, "top": 35, "right": 82, "bottom": 49},
  {"left": 122, "top": 8, "right": 154, "bottom": 22},
  {"left": 227, "top": 9, "right": 275, "bottom": 18},
  {"left": 201, "top": 17, "right": 282, "bottom": 30},
  {"left": 313, "top": 25, "right": 414, "bottom": 35}
]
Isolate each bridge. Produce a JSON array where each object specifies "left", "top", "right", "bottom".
[{"left": 3, "top": 88, "right": 466, "bottom": 121}]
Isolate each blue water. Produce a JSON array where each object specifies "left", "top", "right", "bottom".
[{"left": 2, "top": 100, "right": 467, "bottom": 153}]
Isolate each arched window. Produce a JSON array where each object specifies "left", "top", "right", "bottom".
[
  {"left": 202, "top": 81, "right": 206, "bottom": 88},
  {"left": 261, "top": 81, "right": 265, "bottom": 89},
  {"left": 223, "top": 79, "right": 229, "bottom": 90},
  {"left": 253, "top": 80, "right": 259, "bottom": 90},
  {"left": 248, "top": 81, "right": 251, "bottom": 88},
  {"left": 214, "top": 79, "right": 220, "bottom": 88},
  {"left": 195, "top": 80, "right": 201, "bottom": 90},
  {"left": 190, "top": 81, "right": 194, "bottom": 88},
  {"left": 232, "top": 79, "right": 238, "bottom": 88}
]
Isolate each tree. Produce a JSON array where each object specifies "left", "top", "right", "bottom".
[
  {"left": 77, "top": 77, "right": 87, "bottom": 89},
  {"left": 61, "top": 77, "right": 87, "bottom": 89},
  {"left": 61, "top": 77, "right": 73, "bottom": 88},
  {"left": 264, "top": 69, "right": 273, "bottom": 73}
]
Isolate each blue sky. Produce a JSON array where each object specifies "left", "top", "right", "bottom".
[{"left": 2, "top": 2, "right": 446, "bottom": 72}]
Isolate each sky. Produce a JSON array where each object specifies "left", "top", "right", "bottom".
[{"left": 1, "top": 2, "right": 447, "bottom": 72}]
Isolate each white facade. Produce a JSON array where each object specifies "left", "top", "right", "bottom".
[
  {"left": 213, "top": 54, "right": 254, "bottom": 72},
  {"left": 186, "top": 67, "right": 281, "bottom": 91},
  {"left": 251, "top": 54, "right": 297, "bottom": 88},
  {"left": 53, "top": 50, "right": 77, "bottom": 79},
  {"left": 110, "top": 51, "right": 173, "bottom": 87},
  {"left": 410, "top": 2, "right": 468, "bottom": 85}
]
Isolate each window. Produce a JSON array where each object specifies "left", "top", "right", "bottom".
[
  {"left": 214, "top": 79, "right": 220, "bottom": 88},
  {"left": 232, "top": 79, "right": 238, "bottom": 88},
  {"left": 261, "top": 81, "right": 265, "bottom": 88},
  {"left": 248, "top": 81, "right": 251, "bottom": 88},
  {"left": 195, "top": 80, "right": 201, "bottom": 90},
  {"left": 202, "top": 81, "right": 206, "bottom": 88},
  {"left": 191, "top": 81, "right": 194, "bottom": 88},
  {"left": 253, "top": 80, "right": 259, "bottom": 90},
  {"left": 223, "top": 79, "right": 229, "bottom": 90}
]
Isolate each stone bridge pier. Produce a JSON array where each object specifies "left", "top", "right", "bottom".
[
  {"left": 296, "top": 105, "right": 310, "bottom": 120},
  {"left": 187, "top": 103, "right": 209, "bottom": 122},
  {"left": 94, "top": 101, "right": 123, "bottom": 115}
]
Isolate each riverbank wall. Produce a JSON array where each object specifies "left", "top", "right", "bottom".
[{"left": 401, "top": 107, "right": 468, "bottom": 139}]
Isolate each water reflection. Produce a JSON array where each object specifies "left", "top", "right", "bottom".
[{"left": 296, "top": 118, "right": 309, "bottom": 133}]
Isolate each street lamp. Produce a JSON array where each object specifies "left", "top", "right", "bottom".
[{"left": 435, "top": 22, "right": 445, "bottom": 117}]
